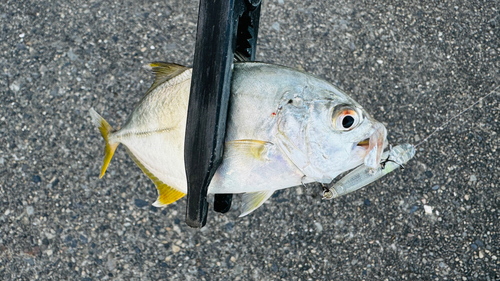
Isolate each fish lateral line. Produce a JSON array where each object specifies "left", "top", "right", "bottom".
[{"left": 117, "top": 127, "right": 175, "bottom": 139}]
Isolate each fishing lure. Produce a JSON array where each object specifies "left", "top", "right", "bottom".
[
  {"left": 323, "top": 143, "right": 415, "bottom": 199},
  {"left": 323, "top": 84, "right": 500, "bottom": 199}
]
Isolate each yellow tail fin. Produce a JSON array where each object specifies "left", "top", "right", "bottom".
[{"left": 89, "top": 108, "right": 119, "bottom": 178}]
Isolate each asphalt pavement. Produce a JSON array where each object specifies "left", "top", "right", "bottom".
[{"left": 1, "top": 0, "right": 499, "bottom": 280}]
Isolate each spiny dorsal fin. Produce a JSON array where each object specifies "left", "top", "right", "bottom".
[
  {"left": 143, "top": 62, "right": 189, "bottom": 95},
  {"left": 239, "top": 190, "right": 274, "bottom": 217}
]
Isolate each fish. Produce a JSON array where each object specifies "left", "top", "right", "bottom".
[{"left": 89, "top": 62, "right": 388, "bottom": 216}]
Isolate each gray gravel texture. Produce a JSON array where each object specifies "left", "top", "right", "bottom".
[{"left": 1, "top": 0, "right": 499, "bottom": 280}]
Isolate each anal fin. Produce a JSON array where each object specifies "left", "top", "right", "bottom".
[
  {"left": 154, "top": 182, "right": 186, "bottom": 206},
  {"left": 124, "top": 147, "right": 185, "bottom": 206},
  {"left": 239, "top": 190, "right": 274, "bottom": 217}
]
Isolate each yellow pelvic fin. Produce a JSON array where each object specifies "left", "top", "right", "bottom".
[
  {"left": 89, "top": 108, "right": 119, "bottom": 178},
  {"left": 239, "top": 190, "right": 275, "bottom": 217},
  {"left": 124, "top": 147, "right": 186, "bottom": 206},
  {"left": 143, "top": 62, "right": 189, "bottom": 96}
]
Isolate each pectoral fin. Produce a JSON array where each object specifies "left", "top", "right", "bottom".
[
  {"left": 239, "top": 190, "right": 274, "bottom": 217},
  {"left": 225, "top": 140, "right": 273, "bottom": 161}
]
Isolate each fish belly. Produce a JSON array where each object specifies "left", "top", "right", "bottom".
[{"left": 120, "top": 129, "right": 188, "bottom": 194}]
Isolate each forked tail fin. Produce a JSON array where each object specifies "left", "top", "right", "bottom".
[{"left": 89, "top": 108, "right": 119, "bottom": 178}]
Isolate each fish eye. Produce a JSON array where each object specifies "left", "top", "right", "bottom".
[
  {"left": 342, "top": 115, "right": 355, "bottom": 128},
  {"left": 332, "top": 106, "right": 362, "bottom": 131}
]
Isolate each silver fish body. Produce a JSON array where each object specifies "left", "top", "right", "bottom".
[{"left": 90, "top": 62, "right": 387, "bottom": 215}]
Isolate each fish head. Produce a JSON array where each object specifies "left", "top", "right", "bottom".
[{"left": 276, "top": 86, "right": 387, "bottom": 183}]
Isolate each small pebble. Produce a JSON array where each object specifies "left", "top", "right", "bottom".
[
  {"left": 469, "top": 175, "right": 477, "bottom": 182},
  {"left": 32, "top": 175, "right": 41, "bottom": 183},
  {"left": 134, "top": 199, "right": 148, "bottom": 208},
  {"left": 314, "top": 222, "right": 323, "bottom": 232},
  {"left": 296, "top": 187, "right": 303, "bottom": 195},
  {"left": 432, "top": 185, "right": 439, "bottom": 190},
  {"left": 475, "top": 239, "right": 484, "bottom": 248},
  {"left": 80, "top": 235, "right": 88, "bottom": 244},
  {"left": 67, "top": 49, "right": 78, "bottom": 61},
  {"left": 172, "top": 245, "right": 180, "bottom": 253},
  {"left": 424, "top": 205, "right": 433, "bottom": 214},
  {"left": 26, "top": 206, "right": 34, "bottom": 216},
  {"left": 107, "top": 258, "right": 116, "bottom": 271},
  {"left": 272, "top": 22, "right": 280, "bottom": 31}
]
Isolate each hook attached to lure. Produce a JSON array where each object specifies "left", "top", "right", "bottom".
[{"left": 323, "top": 143, "right": 415, "bottom": 199}]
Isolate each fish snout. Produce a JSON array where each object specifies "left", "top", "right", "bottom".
[{"left": 356, "top": 122, "right": 387, "bottom": 169}]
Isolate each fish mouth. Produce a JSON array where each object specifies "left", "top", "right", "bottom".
[
  {"left": 356, "top": 123, "right": 387, "bottom": 169},
  {"left": 356, "top": 138, "right": 370, "bottom": 148}
]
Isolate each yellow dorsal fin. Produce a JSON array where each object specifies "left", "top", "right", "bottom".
[
  {"left": 144, "top": 62, "right": 189, "bottom": 95},
  {"left": 89, "top": 108, "right": 119, "bottom": 178},
  {"left": 123, "top": 147, "right": 186, "bottom": 206}
]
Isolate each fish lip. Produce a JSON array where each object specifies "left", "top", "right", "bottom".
[
  {"left": 357, "top": 123, "right": 388, "bottom": 169},
  {"left": 356, "top": 138, "right": 370, "bottom": 148}
]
